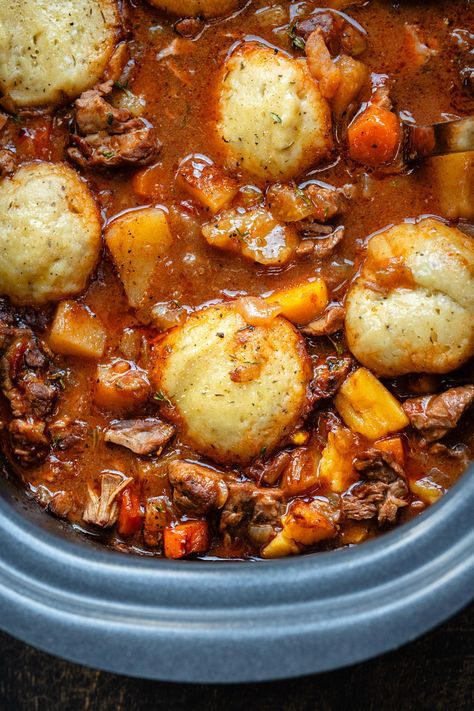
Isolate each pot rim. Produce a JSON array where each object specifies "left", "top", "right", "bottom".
[{"left": 1, "top": 466, "right": 473, "bottom": 683}]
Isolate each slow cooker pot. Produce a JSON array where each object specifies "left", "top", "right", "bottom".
[{"left": 0, "top": 465, "right": 473, "bottom": 683}]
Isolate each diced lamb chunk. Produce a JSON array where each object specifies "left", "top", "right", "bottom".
[
  {"left": 104, "top": 418, "right": 175, "bottom": 455},
  {"left": 219, "top": 481, "right": 285, "bottom": 547},
  {"left": 402, "top": 385, "right": 474, "bottom": 443},
  {"left": 342, "top": 449, "right": 409, "bottom": 526},
  {"left": 168, "top": 460, "right": 228, "bottom": 514}
]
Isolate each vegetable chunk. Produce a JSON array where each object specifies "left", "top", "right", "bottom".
[
  {"left": 105, "top": 207, "right": 173, "bottom": 307},
  {"left": 202, "top": 207, "right": 299, "bottom": 266},
  {"left": 163, "top": 520, "right": 210, "bottom": 558},
  {"left": 266, "top": 279, "right": 328, "bottom": 325},
  {"left": 335, "top": 368, "right": 409, "bottom": 439},
  {"left": 49, "top": 301, "right": 107, "bottom": 359}
]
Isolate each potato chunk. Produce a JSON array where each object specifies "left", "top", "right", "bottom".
[
  {"left": 429, "top": 152, "right": 474, "bottom": 220},
  {"left": 176, "top": 156, "right": 239, "bottom": 213},
  {"left": 318, "top": 428, "right": 357, "bottom": 493},
  {"left": 105, "top": 207, "right": 173, "bottom": 307},
  {"left": 265, "top": 279, "right": 328, "bottom": 325},
  {"left": 202, "top": 207, "right": 299, "bottom": 266},
  {"left": 262, "top": 499, "right": 337, "bottom": 558},
  {"left": 49, "top": 301, "right": 107, "bottom": 359},
  {"left": 335, "top": 368, "right": 409, "bottom": 439}
]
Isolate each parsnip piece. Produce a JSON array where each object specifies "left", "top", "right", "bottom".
[
  {"left": 335, "top": 368, "right": 409, "bottom": 439},
  {"left": 430, "top": 152, "right": 474, "bottom": 220},
  {"left": 49, "top": 301, "right": 106, "bottom": 359},
  {"left": 266, "top": 279, "right": 328, "bottom": 325},
  {"left": 105, "top": 207, "right": 173, "bottom": 307}
]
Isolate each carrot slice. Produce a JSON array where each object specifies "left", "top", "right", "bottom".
[
  {"left": 348, "top": 105, "right": 401, "bottom": 165},
  {"left": 118, "top": 487, "right": 143, "bottom": 537},
  {"left": 163, "top": 521, "right": 210, "bottom": 559}
]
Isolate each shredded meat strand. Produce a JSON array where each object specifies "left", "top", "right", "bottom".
[{"left": 83, "top": 472, "right": 133, "bottom": 528}]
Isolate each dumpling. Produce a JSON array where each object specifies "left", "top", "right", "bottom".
[
  {"left": 0, "top": 0, "right": 120, "bottom": 108},
  {"left": 216, "top": 42, "right": 332, "bottom": 181},
  {"left": 151, "top": 303, "right": 312, "bottom": 464},
  {"left": 0, "top": 162, "right": 102, "bottom": 304},
  {"left": 345, "top": 218, "right": 474, "bottom": 376}
]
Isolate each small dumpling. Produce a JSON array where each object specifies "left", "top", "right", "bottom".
[
  {"left": 151, "top": 303, "right": 312, "bottom": 464},
  {"left": 0, "top": 0, "right": 120, "bottom": 108},
  {"left": 0, "top": 162, "right": 102, "bottom": 305},
  {"left": 216, "top": 42, "right": 332, "bottom": 181},
  {"left": 345, "top": 218, "right": 474, "bottom": 376}
]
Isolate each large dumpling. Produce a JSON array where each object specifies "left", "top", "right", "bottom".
[
  {"left": 216, "top": 42, "right": 332, "bottom": 181},
  {"left": 345, "top": 218, "right": 474, "bottom": 376},
  {"left": 0, "top": 0, "right": 120, "bottom": 108},
  {"left": 0, "top": 162, "right": 102, "bottom": 305},
  {"left": 151, "top": 303, "right": 312, "bottom": 464},
  {"left": 147, "top": 0, "right": 240, "bottom": 17}
]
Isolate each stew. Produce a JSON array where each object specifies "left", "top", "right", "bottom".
[{"left": 0, "top": 0, "right": 473, "bottom": 559}]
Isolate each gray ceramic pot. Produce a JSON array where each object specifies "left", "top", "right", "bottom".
[{"left": 1, "top": 467, "right": 473, "bottom": 683}]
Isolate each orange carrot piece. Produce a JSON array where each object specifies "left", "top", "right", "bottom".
[
  {"left": 163, "top": 520, "right": 210, "bottom": 559},
  {"left": 374, "top": 436, "right": 405, "bottom": 468},
  {"left": 132, "top": 163, "right": 165, "bottom": 199},
  {"left": 118, "top": 487, "right": 143, "bottom": 537},
  {"left": 348, "top": 105, "right": 401, "bottom": 165}
]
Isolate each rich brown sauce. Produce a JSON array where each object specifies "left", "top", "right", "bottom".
[{"left": 1, "top": 0, "right": 473, "bottom": 559}]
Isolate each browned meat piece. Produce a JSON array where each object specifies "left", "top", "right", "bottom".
[
  {"left": 295, "top": 11, "right": 345, "bottom": 52},
  {"left": 174, "top": 17, "right": 204, "bottom": 38},
  {"left": 342, "top": 449, "right": 409, "bottom": 525},
  {"left": 74, "top": 82, "right": 132, "bottom": 135},
  {"left": 296, "top": 227, "right": 345, "bottom": 259},
  {"left": 247, "top": 450, "right": 292, "bottom": 486},
  {"left": 219, "top": 481, "right": 284, "bottom": 547},
  {"left": 68, "top": 128, "right": 160, "bottom": 169},
  {"left": 102, "top": 43, "right": 130, "bottom": 83},
  {"left": 0, "top": 324, "right": 58, "bottom": 419},
  {"left": 49, "top": 417, "right": 88, "bottom": 452},
  {"left": 294, "top": 10, "right": 366, "bottom": 57},
  {"left": 8, "top": 417, "right": 50, "bottom": 465},
  {"left": 83, "top": 472, "right": 133, "bottom": 528},
  {"left": 104, "top": 418, "right": 175, "bottom": 455},
  {"left": 310, "top": 355, "right": 353, "bottom": 399},
  {"left": 67, "top": 81, "right": 161, "bottom": 170},
  {"left": 403, "top": 385, "right": 474, "bottom": 443},
  {"left": 303, "top": 304, "right": 346, "bottom": 337},
  {"left": 0, "top": 148, "right": 16, "bottom": 177},
  {"left": 0, "top": 113, "right": 8, "bottom": 132},
  {"left": 168, "top": 460, "right": 228, "bottom": 514},
  {"left": 0, "top": 311, "right": 60, "bottom": 465}
]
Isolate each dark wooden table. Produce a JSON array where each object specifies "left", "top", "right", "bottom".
[{"left": 1, "top": 603, "right": 473, "bottom": 711}]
